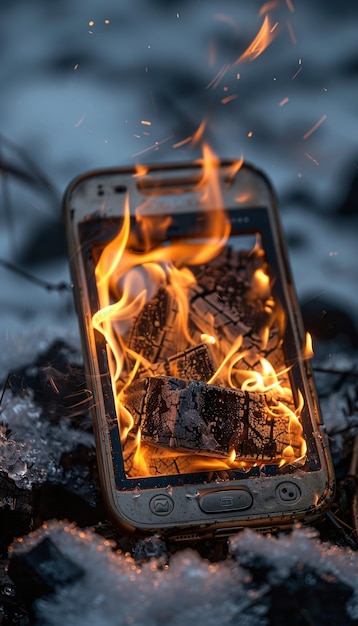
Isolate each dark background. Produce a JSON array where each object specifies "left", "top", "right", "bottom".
[{"left": 0, "top": 0, "right": 357, "bottom": 355}]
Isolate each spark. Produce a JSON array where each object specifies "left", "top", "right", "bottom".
[
  {"left": 131, "top": 136, "right": 173, "bottom": 158},
  {"left": 172, "top": 136, "right": 192, "bottom": 149},
  {"left": 235, "top": 15, "right": 278, "bottom": 64},
  {"left": 221, "top": 94, "right": 238, "bottom": 105},
  {"left": 279, "top": 97, "right": 289, "bottom": 107},
  {"left": 303, "top": 115, "right": 327, "bottom": 140},
  {"left": 141, "top": 120, "right": 152, "bottom": 126},
  {"left": 291, "top": 66, "right": 302, "bottom": 80},
  {"left": 74, "top": 115, "right": 85, "bottom": 128},
  {"left": 305, "top": 152, "right": 319, "bottom": 166},
  {"left": 214, "top": 13, "right": 240, "bottom": 32},
  {"left": 207, "top": 63, "right": 231, "bottom": 89},
  {"left": 191, "top": 119, "right": 207, "bottom": 146},
  {"left": 88, "top": 20, "right": 94, "bottom": 26},
  {"left": 208, "top": 12, "right": 279, "bottom": 89},
  {"left": 208, "top": 41, "right": 217, "bottom": 66},
  {"left": 73, "top": 63, "right": 79, "bottom": 71},
  {"left": 287, "top": 20, "right": 297, "bottom": 44},
  {"left": 259, "top": 1, "right": 280, "bottom": 15},
  {"left": 104, "top": 19, "right": 110, "bottom": 25},
  {"left": 248, "top": 131, "right": 253, "bottom": 137}
]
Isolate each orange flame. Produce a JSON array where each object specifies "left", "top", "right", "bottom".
[
  {"left": 92, "top": 148, "right": 307, "bottom": 478},
  {"left": 303, "top": 332, "right": 314, "bottom": 360}
]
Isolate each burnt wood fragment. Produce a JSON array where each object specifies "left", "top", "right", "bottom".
[
  {"left": 122, "top": 376, "right": 290, "bottom": 461},
  {"left": 128, "top": 286, "right": 182, "bottom": 364},
  {"left": 142, "top": 342, "right": 218, "bottom": 383}
]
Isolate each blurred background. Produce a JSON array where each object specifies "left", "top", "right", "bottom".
[{"left": 0, "top": 0, "right": 357, "bottom": 360}]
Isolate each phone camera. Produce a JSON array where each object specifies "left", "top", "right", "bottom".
[{"left": 114, "top": 185, "right": 127, "bottom": 194}]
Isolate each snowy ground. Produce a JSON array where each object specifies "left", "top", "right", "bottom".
[{"left": 9, "top": 520, "right": 358, "bottom": 625}]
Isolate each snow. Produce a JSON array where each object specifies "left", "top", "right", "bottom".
[
  {"left": 0, "top": 388, "right": 94, "bottom": 489},
  {"left": 8, "top": 520, "right": 358, "bottom": 625}
]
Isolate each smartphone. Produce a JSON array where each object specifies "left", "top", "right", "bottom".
[{"left": 63, "top": 159, "right": 335, "bottom": 541}]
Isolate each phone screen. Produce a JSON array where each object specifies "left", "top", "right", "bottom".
[{"left": 79, "top": 207, "right": 319, "bottom": 488}]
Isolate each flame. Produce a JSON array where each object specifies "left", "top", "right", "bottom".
[
  {"left": 92, "top": 147, "right": 307, "bottom": 478},
  {"left": 207, "top": 6, "right": 280, "bottom": 91},
  {"left": 200, "top": 334, "right": 216, "bottom": 345},
  {"left": 133, "top": 164, "right": 149, "bottom": 178},
  {"left": 227, "top": 155, "right": 244, "bottom": 183},
  {"left": 191, "top": 119, "right": 208, "bottom": 146},
  {"left": 235, "top": 15, "right": 278, "bottom": 64},
  {"left": 303, "top": 332, "right": 314, "bottom": 360},
  {"left": 259, "top": 1, "right": 280, "bottom": 15}
]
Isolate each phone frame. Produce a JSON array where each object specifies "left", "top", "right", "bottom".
[{"left": 63, "top": 160, "right": 335, "bottom": 539}]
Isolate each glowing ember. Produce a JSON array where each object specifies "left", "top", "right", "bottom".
[{"left": 90, "top": 148, "right": 307, "bottom": 479}]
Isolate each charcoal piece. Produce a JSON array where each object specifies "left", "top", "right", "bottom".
[
  {"left": 122, "top": 377, "right": 291, "bottom": 460},
  {"left": 8, "top": 537, "right": 84, "bottom": 603},
  {"left": 269, "top": 565, "right": 354, "bottom": 626},
  {"left": 144, "top": 343, "right": 218, "bottom": 383},
  {"left": 128, "top": 286, "right": 180, "bottom": 363},
  {"left": 235, "top": 549, "right": 355, "bottom": 626},
  {"left": 132, "top": 535, "right": 168, "bottom": 562},
  {"left": 0, "top": 472, "right": 33, "bottom": 551},
  {"left": 2, "top": 340, "right": 91, "bottom": 427},
  {"left": 188, "top": 246, "right": 283, "bottom": 358},
  {"left": 32, "top": 444, "right": 105, "bottom": 527}
]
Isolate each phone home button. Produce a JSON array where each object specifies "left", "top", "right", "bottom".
[
  {"left": 199, "top": 489, "right": 253, "bottom": 514},
  {"left": 150, "top": 495, "right": 174, "bottom": 516}
]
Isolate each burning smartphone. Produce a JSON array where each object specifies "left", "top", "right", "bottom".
[{"left": 63, "top": 157, "right": 335, "bottom": 540}]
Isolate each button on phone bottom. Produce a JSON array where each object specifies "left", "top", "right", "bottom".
[{"left": 199, "top": 489, "right": 253, "bottom": 513}]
